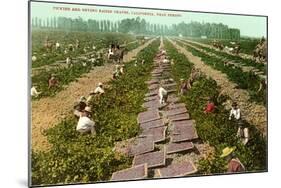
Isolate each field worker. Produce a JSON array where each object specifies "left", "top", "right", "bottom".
[
  {"left": 158, "top": 83, "right": 168, "bottom": 105},
  {"left": 162, "top": 56, "right": 170, "bottom": 63},
  {"left": 113, "top": 65, "right": 120, "bottom": 79},
  {"left": 108, "top": 44, "right": 114, "bottom": 59},
  {"left": 180, "top": 78, "right": 188, "bottom": 94},
  {"left": 258, "top": 78, "right": 267, "bottom": 93},
  {"left": 32, "top": 55, "right": 37, "bottom": 62},
  {"left": 48, "top": 74, "right": 59, "bottom": 89},
  {"left": 229, "top": 102, "right": 241, "bottom": 121},
  {"left": 76, "top": 106, "right": 96, "bottom": 135},
  {"left": 83, "top": 47, "right": 88, "bottom": 53},
  {"left": 86, "top": 90, "right": 96, "bottom": 104},
  {"left": 204, "top": 97, "right": 215, "bottom": 113},
  {"left": 141, "top": 59, "right": 145, "bottom": 65},
  {"left": 236, "top": 123, "right": 249, "bottom": 145},
  {"left": 161, "top": 49, "right": 167, "bottom": 55},
  {"left": 55, "top": 41, "right": 60, "bottom": 50},
  {"left": 73, "top": 96, "right": 87, "bottom": 118},
  {"left": 90, "top": 57, "right": 96, "bottom": 64},
  {"left": 66, "top": 57, "right": 71, "bottom": 65},
  {"left": 92, "top": 45, "right": 96, "bottom": 50},
  {"left": 94, "top": 82, "right": 105, "bottom": 94},
  {"left": 220, "top": 146, "right": 245, "bottom": 173},
  {"left": 75, "top": 39, "right": 80, "bottom": 49},
  {"left": 31, "top": 85, "right": 41, "bottom": 98}
]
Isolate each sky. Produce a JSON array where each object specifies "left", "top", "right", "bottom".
[{"left": 30, "top": 1, "right": 267, "bottom": 38}]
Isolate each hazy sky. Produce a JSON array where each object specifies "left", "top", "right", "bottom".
[{"left": 31, "top": 1, "right": 267, "bottom": 38}]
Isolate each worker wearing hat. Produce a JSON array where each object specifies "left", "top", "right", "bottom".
[
  {"left": 229, "top": 102, "right": 241, "bottom": 121},
  {"left": 94, "top": 82, "right": 105, "bottom": 94},
  {"left": 220, "top": 146, "right": 245, "bottom": 173},
  {"left": 76, "top": 106, "right": 96, "bottom": 135},
  {"left": 73, "top": 96, "right": 87, "bottom": 118}
]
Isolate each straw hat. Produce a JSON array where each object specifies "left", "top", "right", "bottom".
[
  {"left": 220, "top": 146, "right": 236, "bottom": 158},
  {"left": 84, "top": 106, "right": 92, "bottom": 113},
  {"left": 98, "top": 82, "right": 103, "bottom": 86}
]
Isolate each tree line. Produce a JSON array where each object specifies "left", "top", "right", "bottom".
[{"left": 31, "top": 16, "right": 240, "bottom": 40}]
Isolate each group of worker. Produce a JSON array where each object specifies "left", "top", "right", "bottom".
[
  {"left": 155, "top": 49, "right": 247, "bottom": 173},
  {"left": 31, "top": 74, "right": 60, "bottom": 98},
  {"left": 203, "top": 93, "right": 248, "bottom": 173},
  {"left": 73, "top": 82, "right": 105, "bottom": 135}
]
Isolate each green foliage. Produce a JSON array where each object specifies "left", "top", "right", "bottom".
[
  {"left": 183, "top": 39, "right": 265, "bottom": 73},
  {"left": 31, "top": 40, "right": 160, "bottom": 186},
  {"left": 32, "top": 62, "right": 93, "bottom": 99},
  {"left": 31, "top": 31, "right": 142, "bottom": 99},
  {"left": 32, "top": 30, "right": 136, "bottom": 68},
  {"left": 165, "top": 39, "right": 267, "bottom": 174},
  {"left": 192, "top": 38, "right": 261, "bottom": 55},
  {"left": 176, "top": 40, "right": 266, "bottom": 105}
]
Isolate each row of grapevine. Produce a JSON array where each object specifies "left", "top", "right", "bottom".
[
  {"left": 175, "top": 40, "right": 266, "bottom": 105},
  {"left": 164, "top": 40, "right": 266, "bottom": 174},
  {"left": 31, "top": 39, "right": 160, "bottom": 186}
]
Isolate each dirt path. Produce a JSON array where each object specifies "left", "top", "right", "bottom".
[
  {"left": 182, "top": 38, "right": 255, "bottom": 60},
  {"left": 177, "top": 39, "right": 266, "bottom": 79},
  {"left": 31, "top": 38, "right": 156, "bottom": 151},
  {"left": 168, "top": 38, "right": 267, "bottom": 135}
]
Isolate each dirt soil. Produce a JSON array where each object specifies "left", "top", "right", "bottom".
[
  {"left": 31, "top": 39, "right": 155, "bottom": 152},
  {"left": 168, "top": 38, "right": 267, "bottom": 135}
]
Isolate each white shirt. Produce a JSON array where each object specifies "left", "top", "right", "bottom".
[
  {"left": 32, "top": 56, "right": 37, "bottom": 62},
  {"left": 108, "top": 49, "right": 114, "bottom": 55},
  {"left": 163, "top": 59, "right": 170, "bottom": 63},
  {"left": 94, "top": 86, "right": 104, "bottom": 94},
  {"left": 66, "top": 57, "right": 71, "bottom": 64},
  {"left": 229, "top": 108, "right": 241, "bottom": 120},
  {"left": 159, "top": 87, "right": 167, "bottom": 97},
  {"left": 31, "top": 86, "right": 40, "bottom": 97},
  {"left": 76, "top": 116, "right": 95, "bottom": 131}
]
